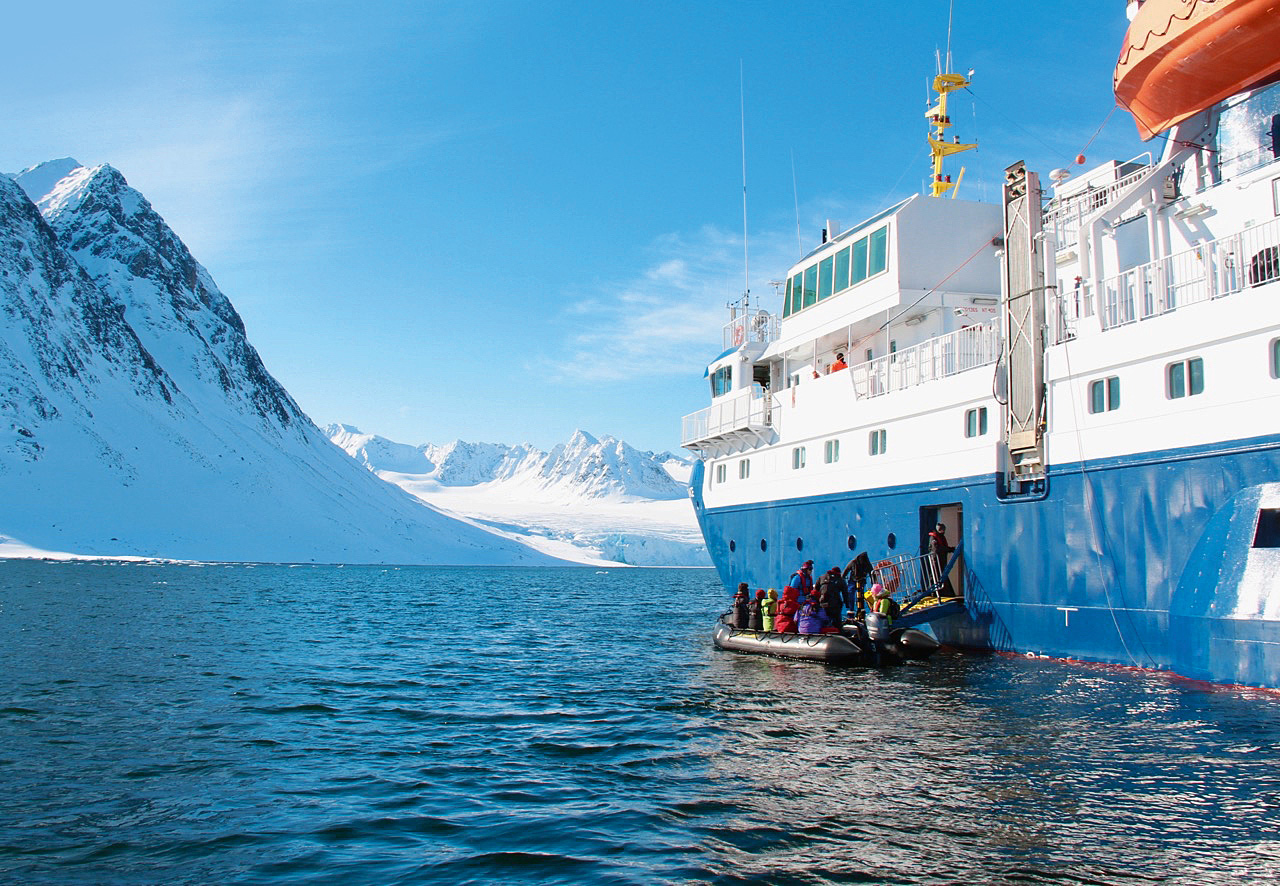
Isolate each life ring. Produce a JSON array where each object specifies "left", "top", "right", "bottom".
[
  {"left": 733, "top": 324, "right": 744, "bottom": 346},
  {"left": 874, "top": 559, "right": 901, "bottom": 593}
]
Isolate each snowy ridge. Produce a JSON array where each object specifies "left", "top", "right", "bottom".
[
  {"left": 0, "top": 159, "right": 568, "bottom": 565},
  {"left": 326, "top": 424, "right": 709, "bottom": 567},
  {"left": 326, "top": 424, "right": 688, "bottom": 501}
]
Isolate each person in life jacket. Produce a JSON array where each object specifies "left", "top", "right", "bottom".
[
  {"left": 761, "top": 589, "right": 778, "bottom": 632},
  {"left": 774, "top": 586, "right": 801, "bottom": 633},
  {"left": 748, "top": 589, "right": 765, "bottom": 631},
  {"left": 786, "top": 560, "right": 815, "bottom": 598},
  {"left": 732, "top": 583, "right": 751, "bottom": 629},
  {"left": 864, "top": 582, "right": 894, "bottom": 641},
  {"left": 797, "top": 594, "right": 831, "bottom": 635}
]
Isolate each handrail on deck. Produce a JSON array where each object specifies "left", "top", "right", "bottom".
[{"left": 1051, "top": 215, "right": 1280, "bottom": 342}]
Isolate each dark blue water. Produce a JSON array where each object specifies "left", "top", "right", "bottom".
[{"left": 3, "top": 561, "right": 1280, "bottom": 884}]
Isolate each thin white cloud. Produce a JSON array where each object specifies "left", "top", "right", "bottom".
[{"left": 540, "top": 223, "right": 800, "bottom": 385}]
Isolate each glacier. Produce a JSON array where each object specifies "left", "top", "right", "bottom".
[{"left": 327, "top": 425, "right": 710, "bottom": 567}]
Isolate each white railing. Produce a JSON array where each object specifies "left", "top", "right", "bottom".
[
  {"left": 1043, "top": 155, "right": 1153, "bottom": 247},
  {"left": 722, "top": 309, "right": 779, "bottom": 351},
  {"left": 1053, "top": 216, "right": 1280, "bottom": 340},
  {"left": 848, "top": 323, "right": 1000, "bottom": 399},
  {"left": 681, "top": 384, "right": 773, "bottom": 447}
]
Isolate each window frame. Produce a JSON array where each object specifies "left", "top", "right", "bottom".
[
  {"left": 964, "top": 406, "right": 988, "bottom": 437},
  {"left": 792, "top": 446, "right": 807, "bottom": 470},
  {"left": 869, "top": 428, "right": 887, "bottom": 456},
  {"left": 1088, "top": 376, "right": 1121, "bottom": 413},
  {"left": 824, "top": 439, "right": 840, "bottom": 464},
  {"left": 1167, "top": 357, "right": 1204, "bottom": 399}
]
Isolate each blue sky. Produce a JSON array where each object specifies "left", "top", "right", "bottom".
[{"left": 3, "top": 1, "right": 1150, "bottom": 453}]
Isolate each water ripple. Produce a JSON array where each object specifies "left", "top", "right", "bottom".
[{"left": 4, "top": 562, "right": 1280, "bottom": 884}]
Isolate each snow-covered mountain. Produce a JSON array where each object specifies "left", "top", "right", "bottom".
[
  {"left": 0, "top": 159, "right": 564, "bottom": 565},
  {"left": 327, "top": 424, "right": 709, "bottom": 567},
  {"left": 327, "top": 424, "right": 688, "bottom": 500}
]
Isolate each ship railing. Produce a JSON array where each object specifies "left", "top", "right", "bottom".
[
  {"left": 1043, "top": 156, "right": 1153, "bottom": 247},
  {"left": 848, "top": 323, "right": 999, "bottom": 399},
  {"left": 1057, "top": 215, "right": 1280, "bottom": 339},
  {"left": 867, "top": 548, "right": 955, "bottom": 608},
  {"left": 723, "top": 308, "right": 779, "bottom": 351},
  {"left": 681, "top": 384, "right": 774, "bottom": 450}
]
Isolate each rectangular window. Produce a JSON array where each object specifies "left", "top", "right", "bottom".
[
  {"left": 818, "top": 255, "right": 834, "bottom": 300},
  {"left": 715, "top": 463, "right": 726, "bottom": 484},
  {"left": 1088, "top": 376, "right": 1120, "bottom": 413},
  {"left": 792, "top": 446, "right": 807, "bottom": 469},
  {"left": 964, "top": 407, "right": 988, "bottom": 437},
  {"left": 710, "top": 366, "right": 732, "bottom": 398},
  {"left": 789, "top": 273, "right": 802, "bottom": 316},
  {"left": 868, "top": 226, "right": 889, "bottom": 276},
  {"left": 834, "top": 246, "right": 851, "bottom": 293},
  {"left": 738, "top": 459, "right": 750, "bottom": 480},
  {"left": 824, "top": 439, "right": 840, "bottom": 464},
  {"left": 1272, "top": 337, "right": 1280, "bottom": 378},
  {"left": 783, "top": 277, "right": 793, "bottom": 317},
  {"left": 1168, "top": 357, "right": 1204, "bottom": 399},
  {"left": 889, "top": 340, "right": 897, "bottom": 363},
  {"left": 864, "top": 348, "right": 873, "bottom": 363},
  {"left": 802, "top": 265, "right": 818, "bottom": 308},
  {"left": 869, "top": 428, "right": 887, "bottom": 456},
  {"left": 851, "top": 237, "right": 869, "bottom": 285}
]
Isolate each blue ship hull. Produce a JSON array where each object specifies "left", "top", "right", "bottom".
[{"left": 692, "top": 432, "right": 1280, "bottom": 688}]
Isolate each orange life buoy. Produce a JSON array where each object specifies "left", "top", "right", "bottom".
[
  {"left": 733, "top": 323, "right": 744, "bottom": 346},
  {"left": 874, "top": 558, "right": 901, "bottom": 593}
]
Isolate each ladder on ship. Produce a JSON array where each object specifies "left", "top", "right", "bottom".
[{"left": 999, "top": 161, "right": 1049, "bottom": 495}]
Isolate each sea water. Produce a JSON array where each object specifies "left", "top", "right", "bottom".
[{"left": 2, "top": 560, "right": 1280, "bottom": 885}]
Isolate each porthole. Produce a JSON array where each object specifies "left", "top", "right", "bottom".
[
  {"left": 760, "top": 539, "right": 768, "bottom": 552},
  {"left": 796, "top": 537, "right": 804, "bottom": 551},
  {"left": 887, "top": 532, "right": 897, "bottom": 549},
  {"left": 847, "top": 534, "right": 857, "bottom": 550},
  {"left": 729, "top": 540, "right": 736, "bottom": 552}
]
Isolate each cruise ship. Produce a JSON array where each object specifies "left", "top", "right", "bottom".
[{"left": 682, "top": 0, "right": 1280, "bottom": 688}]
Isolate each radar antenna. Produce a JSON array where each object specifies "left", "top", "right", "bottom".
[{"left": 926, "top": 3, "right": 977, "bottom": 198}]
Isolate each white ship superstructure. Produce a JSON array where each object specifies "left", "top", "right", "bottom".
[{"left": 683, "top": 2, "right": 1280, "bottom": 687}]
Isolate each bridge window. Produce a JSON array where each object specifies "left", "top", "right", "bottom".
[
  {"left": 824, "top": 439, "right": 840, "bottom": 463},
  {"left": 869, "top": 429, "right": 887, "bottom": 456},
  {"left": 1256, "top": 509, "right": 1280, "bottom": 548},
  {"left": 964, "top": 407, "right": 988, "bottom": 437},
  {"left": 869, "top": 226, "right": 889, "bottom": 276},
  {"left": 710, "top": 365, "right": 732, "bottom": 398},
  {"left": 792, "top": 446, "right": 807, "bottom": 469},
  {"left": 1088, "top": 376, "right": 1121, "bottom": 413},
  {"left": 851, "top": 237, "right": 869, "bottom": 285},
  {"left": 738, "top": 459, "right": 750, "bottom": 479},
  {"left": 1167, "top": 357, "right": 1204, "bottom": 399},
  {"left": 834, "top": 246, "right": 851, "bottom": 292},
  {"left": 781, "top": 225, "right": 890, "bottom": 318}
]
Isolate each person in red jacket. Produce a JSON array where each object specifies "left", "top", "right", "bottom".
[{"left": 774, "top": 586, "right": 801, "bottom": 633}]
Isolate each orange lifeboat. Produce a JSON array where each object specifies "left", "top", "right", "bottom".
[{"left": 1114, "top": 0, "right": 1280, "bottom": 140}]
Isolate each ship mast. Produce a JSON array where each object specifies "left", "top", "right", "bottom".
[{"left": 925, "top": 45, "right": 977, "bottom": 197}]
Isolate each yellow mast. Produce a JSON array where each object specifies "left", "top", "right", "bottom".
[{"left": 926, "top": 69, "right": 977, "bottom": 197}]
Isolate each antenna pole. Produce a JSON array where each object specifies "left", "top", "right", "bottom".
[
  {"left": 740, "top": 61, "right": 749, "bottom": 307},
  {"left": 791, "top": 149, "right": 802, "bottom": 258}
]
